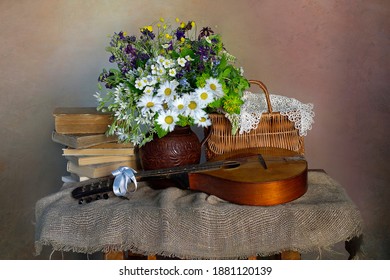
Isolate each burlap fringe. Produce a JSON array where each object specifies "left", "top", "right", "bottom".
[{"left": 36, "top": 232, "right": 365, "bottom": 260}]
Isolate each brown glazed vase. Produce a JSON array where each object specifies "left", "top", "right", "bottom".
[{"left": 139, "top": 126, "right": 201, "bottom": 171}]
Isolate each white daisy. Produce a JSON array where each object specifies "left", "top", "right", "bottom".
[
  {"left": 157, "top": 110, "right": 178, "bottom": 132},
  {"left": 156, "top": 66, "right": 166, "bottom": 76},
  {"left": 205, "top": 77, "right": 224, "bottom": 98},
  {"left": 184, "top": 94, "right": 205, "bottom": 119},
  {"left": 151, "top": 63, "right": 165, "bottom": 76},
  {"left": 143, "top": 86, "right": 154, "bottom": 95},
  {"left": 162, "top": 58, "right": 174, "bottom": 69},
  {"left": 137, "top": 95, "right": 163, "bottom": 114},
  {"left": 177, "top": 57, "right": 187, "bottom": 67},
  {"left": 135, "top": 78, "right": 145, "bottom": 90},
  {"left": 194, "top": 112, "right": 211, "bottom": 128},
  {"left": 168, "top": 68, "right": 177, "bottom": 77},
  {"left": 172, "top": 97, "right": 186, "bottom": 114},
  {"left": 194, "top": 87, "right": 214, "bottom": 106},
  {"left": 156, "top": 55, "right": 165, "bottom": 65},
  {"left": 151, "top": 64, "right": 158, "bottom": 75},
  {"left": 157, "top": 80, "right": 177, "bottom": 102},
  {"left": 144, "top": 75, "right": 157, "bottom": 86}
]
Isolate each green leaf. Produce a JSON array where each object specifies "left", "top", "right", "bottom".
[
  {"left": 155, "top": 124, "right": 169, "bottom": 138},
  {"left": 208, "top": 99, "right": 222, "bottom": 109},
  {"left": 222, "top": 66, "right": 232, "bottom": 77},
  {"left": 217, "top": 55, "right": 228, "bottom": 71},
  {"left": 195, "top": 73, "right": 210, "bottom": 88},
  {"left": 180, "top": 48, "right": 194, "bottom": 58}
]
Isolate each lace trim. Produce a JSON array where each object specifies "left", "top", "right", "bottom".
[{"left": 235, "top": 91, "right": 315, "bottom": 136}]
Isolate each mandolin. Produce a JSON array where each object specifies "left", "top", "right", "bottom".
[{"left": 71, "top": 147, "right": 308, "bottom": 206}]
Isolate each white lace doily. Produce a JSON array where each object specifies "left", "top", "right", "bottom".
[{"left": 236, "top": 91, "right": 315, "bottom": 136}]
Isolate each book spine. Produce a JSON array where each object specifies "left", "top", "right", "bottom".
[
  {"left": 65, "top": 155, "right": 135, "bottom": 166},
  {"left": 67, "top": 160, "right": 137, "bottom": 178},
  {"left": 62, "top": 148, "right": 134, "bottom": 156}
]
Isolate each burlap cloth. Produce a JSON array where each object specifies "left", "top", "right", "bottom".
[{"left": 35, "top": 171, "right": 363, "bottom": 259}]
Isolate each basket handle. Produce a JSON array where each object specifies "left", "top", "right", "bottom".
[{"left": 248, "top": 80, "right": 273, "bottom": 113}]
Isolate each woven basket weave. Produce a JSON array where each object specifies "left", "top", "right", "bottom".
[{"left": 203, "top": 80, "right": 304, "bottom": 160}]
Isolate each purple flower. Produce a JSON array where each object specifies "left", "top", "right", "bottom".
[
  {"left": 198, "top": 27, "right": 214, "bottom": 40},
  {"left": 125, "top": 44, "right": 136, "bottom": 55},
  {"left": 140, "top": 29, "right": 155, "bottom": 40},
  {"left": 121, "top": 66, "right": 129, "bottom": 74},
  {"left": 197, "top": 45, "right": 211, "bottom": 61},
  {"left": 176, "top": 28, "right": 185, "bottom": 41},
  {"left": 197, "top": 63, "right": 205, "bottom": 72},
  {"left": 138, "top": 53, "right": 150, "bottom": 61},
  {"left": 118, "top": 31, "right": 126, "bottom": 40},
  {"left": 165, "top": 41, "right": 173, "bottom": 51}
]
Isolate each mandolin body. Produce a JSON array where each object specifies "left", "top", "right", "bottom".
[{"left": 188, "top": 148, "right": 308, "bottom": 206}]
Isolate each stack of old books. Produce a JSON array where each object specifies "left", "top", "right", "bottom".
[{"left": 52, "top": 107, "right": 137, "bottom": 182}]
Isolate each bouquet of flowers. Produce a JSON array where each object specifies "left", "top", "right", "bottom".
[{"left": 96, "top": 18, "right": 249, "bottom": 146}]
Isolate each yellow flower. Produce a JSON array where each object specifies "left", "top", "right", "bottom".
[
  {"left": 123, "top": 31, "right": 127, "bottom": 36},
  {"left": 157, "top": 23, "right": 161, "bottom": 28},
  {"left": 191, "top": 21, "right": 195, "bottom": 28},
  {"left": 180, "top": 37, "right": 185, "bottom": 43},
  {"left": 180, "top": 22, "right": 185, "bottom": 28},
  {"left": 160, "top": 17, "right": 165, "bottom": 22},
  {"left": 175, "top": 17, "right": 180, "bottom": 23},
  {"left": 141, "top": 25, "right": 153, "bottom": 33},
  {"left": 165, "top": 33, "right": 172, "bottom": 39}
]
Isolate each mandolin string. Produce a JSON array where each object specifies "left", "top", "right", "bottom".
[
  {"left": 74, "top": 155, "right": 306, "bottom": 200},
  {"left": 136, "top": 160, "right": 233, "bottom": 179},
  {"left": 136, "top": 155, "right": 305, "bottom": 179},
  {"left": 135, "top": 156, "right": 266, "bottom": 179}
]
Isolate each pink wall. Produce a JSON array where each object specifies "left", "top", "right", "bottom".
[{"left": 0, "top": 0, "right": 388, "bottom": 259}]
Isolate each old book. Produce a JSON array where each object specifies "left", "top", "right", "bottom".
[
  {"left": 88, "top": 142, "right": 134, "bottom": 149},
  {"left": 70, "top": 173, "right": 90, "bottom": 182},
  {"left": 61, "top": 174, "right": 90, "bottom": 183},
  {"left": 52, "top": 131, "right": 118, "bottom": 149},
  {"left": 65, "top": 155, "right": 135, "bottom": 166},
  {"left": 62, "top": 147, "right": 134, "bottom": 156},
  {"left": 67, "top": 160, "right": 137, "bottom": 178},
  {"left": 53, "top": 107, "right": 113, "bottom": 134}
]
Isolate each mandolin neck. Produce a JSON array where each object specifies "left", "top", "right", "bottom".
[{"left": 135, "top": 156, "right": 252, "bottom": 182}]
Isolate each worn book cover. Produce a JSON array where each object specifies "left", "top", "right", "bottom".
[
  {"left": 52, "top": 131, "right": 118, "bottom": 149},
  {"left": 66, "top": 160, "right": 137, "bottom": 178},
  {"left": 53, "top": 107, "right": 112, "bottom": 134},
  {"left": 62, "top": 147, "right": 134, "bottom": 156},
  {"left": 65, "top": 155, "right": 135, "bottom": 166},
  {"left": 88, "top": 142, "right": 134, "bottom": 149},
  {"left": 61, "top": 174, "right": 90, "bottom": 183}
]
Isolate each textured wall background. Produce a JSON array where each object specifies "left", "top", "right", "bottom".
[{"left": 0, "top": 0, "right": 388, "bottom": 259}]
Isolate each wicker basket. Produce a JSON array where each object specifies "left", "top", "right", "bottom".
[{"left": 203, "top": 80, "right": 304, "bottom": 160}]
